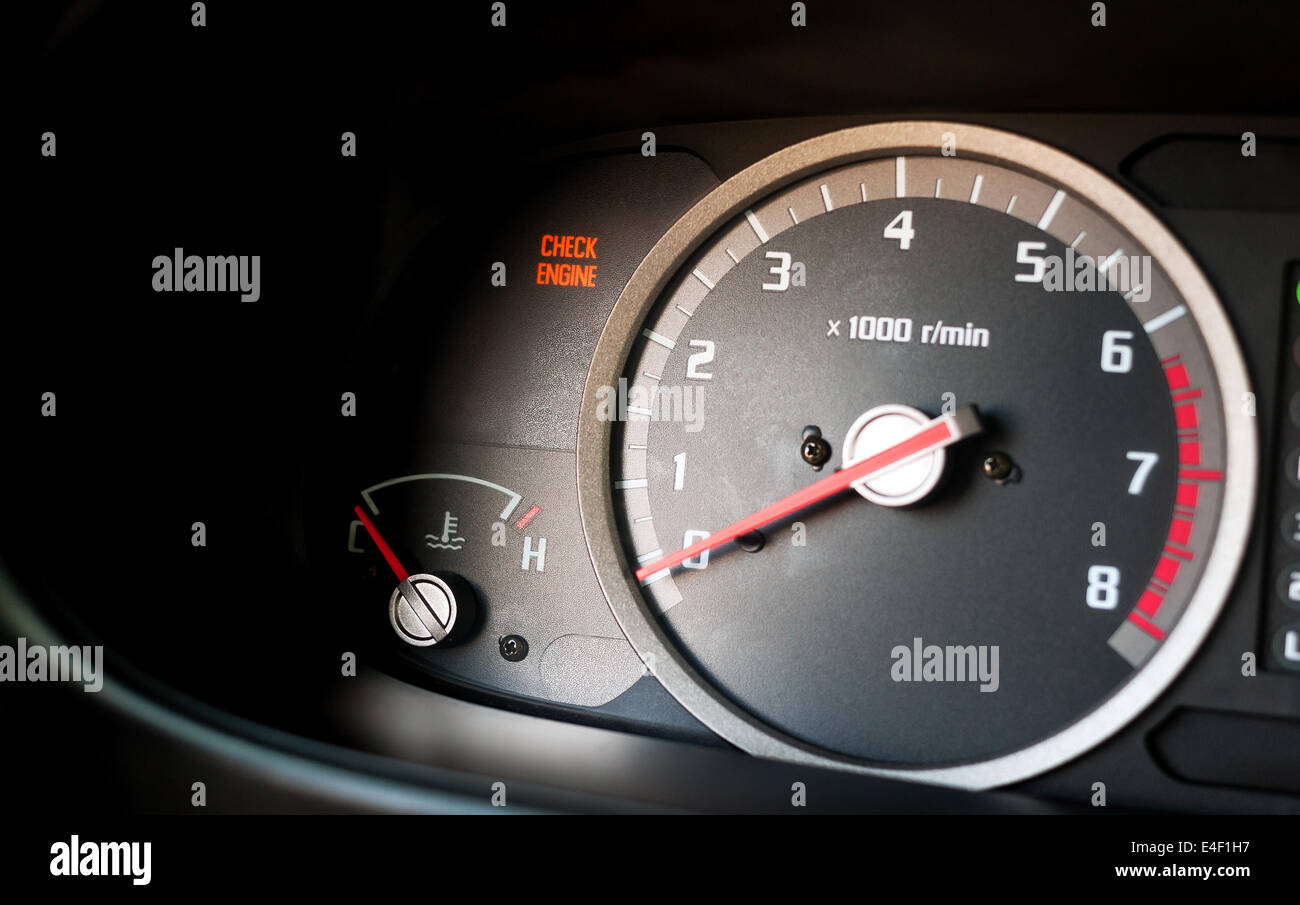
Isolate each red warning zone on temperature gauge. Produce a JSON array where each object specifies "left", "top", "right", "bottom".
[{"left": 536, "top": 233, "right": 599, "bottom": 287}]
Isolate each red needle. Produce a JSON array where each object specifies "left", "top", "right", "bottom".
[
  {"left": 634, "top": 406, "right": 982, "bottom": 582},
  {"left": 354, "top": 504, "right": 409, "bottom": 581}
]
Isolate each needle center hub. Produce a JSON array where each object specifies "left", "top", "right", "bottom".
[
  {"left": 390, "top": 573, "right": 459, "bottom": 646},
  {"left": 842, "top": 404, "right": 947, "bottom": 507}
]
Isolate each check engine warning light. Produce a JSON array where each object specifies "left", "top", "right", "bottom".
[{"left": 536, "top": 234, "right": 598, "bottom": 287}]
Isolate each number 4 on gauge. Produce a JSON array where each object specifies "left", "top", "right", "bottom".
[{"left": 884, "top": 210, "right": 915, "bottom": 249}]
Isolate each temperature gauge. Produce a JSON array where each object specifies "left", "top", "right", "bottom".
[
  {"left": 347, "top": 472, "right": 551, "bottom": 647},
  {"left": 305, "top": 446, "right": 647, "bottom": 710}
]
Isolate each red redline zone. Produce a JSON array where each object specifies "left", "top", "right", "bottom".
[
  {"left": 1126, "top": 357, "right": 1224, "bottom": 641},
  {"left": 1128, "top": 610, "right": 1166, "bottom": 640}
]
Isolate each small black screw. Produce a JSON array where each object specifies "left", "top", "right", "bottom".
[
  {"left": 801, "top": 427, "right": 831, "bottom": 468},
  {"left": 737, "top": 529, "right": 765, "bottom": 553},
  {"left": 982, "top": 451, "right": 1019, "bottom": 484},
  {"left": 499, "top": 634, "right": 529, "bottom": 662}
]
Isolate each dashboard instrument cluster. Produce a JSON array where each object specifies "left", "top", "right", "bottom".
[{"left": 7, "top": 2, "right": 1299, "bottom": 816}]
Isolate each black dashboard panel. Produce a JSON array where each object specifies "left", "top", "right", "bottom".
[{"left": 6, "top": 0, "right": 1299, "bottom": 842}]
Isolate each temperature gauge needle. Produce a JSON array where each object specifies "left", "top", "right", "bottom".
[
  {"left": 354, "top": 503, "right": 467, "bottom": 647},
  {"left": 353, "top": 505, "right": 409, "bottom": 582},
  {"left": 634, "top": 406, "right": 983, "bottom": 582}
]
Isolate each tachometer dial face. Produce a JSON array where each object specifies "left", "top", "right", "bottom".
[{"left": 576, "top": 122, "right": 1256, "bottom": 787}]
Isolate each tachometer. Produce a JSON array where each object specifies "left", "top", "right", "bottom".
[{"left": 576, "top": 122, "right": 1256, "bottom": 787}]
